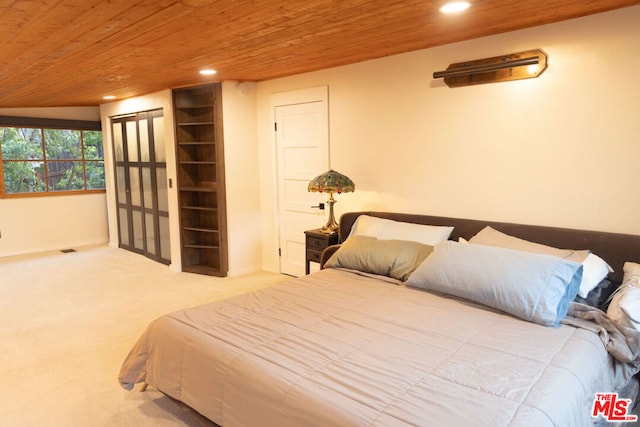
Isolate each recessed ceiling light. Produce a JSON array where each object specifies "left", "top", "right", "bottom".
[
  {"left": 440, "top": 2, "right": 471, "bottom": 14},
  {"left": 199, "top": 69, "right": 217, "bottom": 76},
  {"left": 103, "top": 95, "right": 116, "bottom": 100}
]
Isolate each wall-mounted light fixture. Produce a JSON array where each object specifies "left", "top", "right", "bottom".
[{"left": 433, "top": 49, "right": 547, "bottom": 87}]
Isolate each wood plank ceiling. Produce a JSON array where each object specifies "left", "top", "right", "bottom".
[{"left": 1, "top": 0, "right": 638, "bottom": 108}]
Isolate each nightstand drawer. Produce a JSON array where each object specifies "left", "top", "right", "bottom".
[
  {"left": 306, "top": 250, "right": 322, "bottom": 263},
  {"left": 307, "top": 235, "right": 328, "bottom": 249}
]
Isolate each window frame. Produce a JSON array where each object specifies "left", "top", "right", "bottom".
[{"left": 0, "top": 115, "right": 105, "bottom": 199}]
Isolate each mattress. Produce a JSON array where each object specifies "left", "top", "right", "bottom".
[{"left": 119, "top": 268, "right": 625, "bottom": 426}]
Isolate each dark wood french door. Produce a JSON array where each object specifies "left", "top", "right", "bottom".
[{"left": 111, "top": 109, "right": 170, "bottom": 264}]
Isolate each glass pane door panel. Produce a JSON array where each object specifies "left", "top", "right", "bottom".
[
  {"left": 132, "top": 210, "right": 144, "bottom": 250},
  {"left": 145, "top": 213, "right": 156, "bottom": 255},
  {"left": 139, "top": 119, "right": 150, "bottom": 162},
  {"left": 129, "top": 167, "right": 141, "bottom": 207},
  {"left": 159, "top": 215, "right": 171, "bottom": 261},
  {"left": 126, "top": 121, "right": 138, "bottom": 162},
  {"left": 113, "top": 124, "right": 124, "bottom": 162},
  {"left": 116, "top": 166, "right": 127, "bottom": 204},
  {"left": 142, "top": 167, "right": 153, "bottom": 208},
  {"left": 119, "top": 208, "right": 129, "bottom": 246},
  {"left": 156, "top": 168, "right": 168, "bottom": 212},
  {"left": 153, "top": 117, "right": 165, "bottom": 162}
]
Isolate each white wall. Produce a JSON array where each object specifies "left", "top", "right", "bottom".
[
  {"left": 0, "top": 106, "right": 108, "bottom": 257},
  {"left": 256, "top": 6, "right": 640, "bottom": 271},
  {"left": 221, "top": 82, "right": 263, "bottom": 276}
]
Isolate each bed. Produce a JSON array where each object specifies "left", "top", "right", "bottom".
[{"left": 119, "top": 211, "right": 640, "bottom": 426}]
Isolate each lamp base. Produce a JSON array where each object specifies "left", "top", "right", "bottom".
[
  {"left": 319, "top": 194, "right": 338, "bottom": 234},
  {"left": 320, "top": 222, "right": 338, "bottom": 234}
]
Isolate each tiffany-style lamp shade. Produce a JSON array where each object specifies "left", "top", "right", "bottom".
[{"left": 308, "top": 169, "right": 355, "bottom": 233}]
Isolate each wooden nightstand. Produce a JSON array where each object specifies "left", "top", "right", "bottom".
[{"left": 304, "top": 229, "right": 339, "bottom": 274}]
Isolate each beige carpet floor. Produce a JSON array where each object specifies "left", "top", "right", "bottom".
[{"left": 0, "top": 245, "right": 288, "bottom": 426}]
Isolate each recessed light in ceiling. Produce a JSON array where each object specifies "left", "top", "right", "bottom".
[
  {"left": 440, "top": 2, "right": 471, "bottom": 14},
  {"left": 199, "top": 69, "right": 217, "bottom": 76},
  {"left": 103, "top": 95, "right": 116, "bottom": 100}
]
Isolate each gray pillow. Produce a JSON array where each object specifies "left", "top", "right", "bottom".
[
  {"left": 324, "top": 235, "right": 434, "bottom": 281},
  {"left": 406, "top": 241, "right": 583, "bottom": 327},
  {"left": 468, "top": 226, "right": 611, "bottom": 298}
]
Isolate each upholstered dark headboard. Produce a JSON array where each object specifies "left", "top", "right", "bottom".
[{"left": 339, "top": 211, "right": 640, "bottom": 284}]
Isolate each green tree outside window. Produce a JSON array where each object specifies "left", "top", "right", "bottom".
[{"left": 1, "top": 125, "right": 105, "bottom": 196}]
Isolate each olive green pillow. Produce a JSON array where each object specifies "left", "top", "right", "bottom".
[{"left": 324, "top": 235, "right": 434, "bottom": 281}]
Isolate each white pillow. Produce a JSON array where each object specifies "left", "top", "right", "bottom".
[
  {"left": 622, "top": 261, "right": 640, "bottom": 285},
  {"left": 578, "top": 253, "right": 614, "bottom": 298},
  {"left": 607, "top": 262, "right": 640, "bottom": 332},
  {"left": 608, "top": 288, "right": 640, "bottom": 332},
  {"left": 349, "top": 215, "right": 389, "bottom": 238},
  {"left": 349, "top": 215, "right": 453, "bottom": 246}
]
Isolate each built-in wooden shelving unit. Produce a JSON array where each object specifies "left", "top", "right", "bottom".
[{"left": 173, "top": 83, "right": 228, "bottom": 276}]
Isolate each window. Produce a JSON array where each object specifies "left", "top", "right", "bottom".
[{"left": 0, "top": 116, "right": 105, "bottom": 198}]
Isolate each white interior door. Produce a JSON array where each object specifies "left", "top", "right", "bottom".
[{"left": 275, "top": 98, "right": 329, "bottom": 276}]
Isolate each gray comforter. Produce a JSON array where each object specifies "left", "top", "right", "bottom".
[
  {"left": 563, "top": 302, "right": 640, "bottom": 384},
  {"left": 119, "top": 268, "right": 638, "bottom": 426}
]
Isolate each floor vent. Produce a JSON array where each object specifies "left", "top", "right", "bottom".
[{"left": 60, "top": 249, "right": 77, "bottom": 253}]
